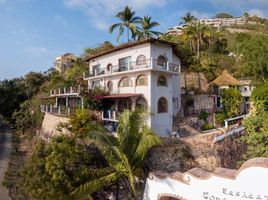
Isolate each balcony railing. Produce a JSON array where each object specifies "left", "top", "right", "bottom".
[
  {"left": 41, "top": 105, "right": 76, "bottom": 117},
  {"left": 84, "top": 58, "right": 180, "bottom": 79},
  {"left": 50, "top": 86, "right": 81, "bottom": 96},
  {"left": 101, "top": 110, "right": 118, "bottom": 122}
]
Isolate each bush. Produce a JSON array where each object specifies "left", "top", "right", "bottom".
[
  {"left": 201, "top": 123, "right": 215, "bottom": 131},
  {"left": 215, "top": 111, "right": 226, "bottom": 126},
  {"left": 198, "top": 111, "right": 209, "bottom": 121}
]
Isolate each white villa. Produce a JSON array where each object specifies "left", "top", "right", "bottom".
[{"left": 84, "top": 39, "right": 182, "bottom": 137}]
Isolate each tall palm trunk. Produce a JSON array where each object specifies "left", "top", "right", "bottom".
[
  {"left": 127, "top": 27, "right": 130, "bottom": 42},
  {"left": 197, "top": 38, "right": 200, "bottom": 58}
]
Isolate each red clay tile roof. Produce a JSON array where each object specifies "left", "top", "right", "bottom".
[
  {"left": 103, "top": 93, "right": 142, "bottom": 99},
  {"left": 83, "top": 38, "right": 181, "bottom": 62}
]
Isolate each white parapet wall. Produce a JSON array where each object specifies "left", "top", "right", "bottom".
[
  {"left": 143, "top": 157, "right": 268, "bottom": 200},
  {"left": 41, "top": 112, "right": 70, "bottom": 137}
]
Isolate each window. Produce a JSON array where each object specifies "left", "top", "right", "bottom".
[
  {"left": 244, "top": 87, "right": 247, "bottom": 91},
  {"left": 107, "top": 63, "right": 112, "bottom": 72},
  {"left": 91, "top": 80, "right": 101, "bottom": 88},
  {"left": 158, "top": 97, "right": 168, "bottom": 113},
  {"left": 107, "top": 81, "right": 113, "bottom": 91},
  {"left": 92, "top": 64, "right": 101, "bottom": 75},
  {"left": 136, "top": 74, "right": 148, "bottom": 86},
  {"left": 118, "top": 77, "right": 132, "bottom": 87},
  {"left": 157, "top": 55, "right": 167, "bottom": 68},
  {"left": 157, "top": 76, "right": 167, "bottom": 86},
  {"left": 136, "top": 55, "right": 146, "bottom": 65},
  {"left": 119, "top": 56, "right": 131, "bottom": 71}
]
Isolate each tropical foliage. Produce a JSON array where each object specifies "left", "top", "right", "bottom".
[
  {"left": 20, "top": 136, "right": 107, "bottom": 200},
  {"left": 220, "top": 88, "right": 243, "bottom": 118},
  {"left": 240, "top": 84, "right": 268, "bottom": 160},
  {"left": 180, "top": 12, "right": 197, "bottom": 25},
  {"left": 109, "top": 6, "right": 141, "bottom": 41},
  {"left": 136, "top": 16, "right": 161, "bottom": 39},
  {"left": 109, "top": 6, "right": 161, "bottom": 41},
  {"left": 72, "top": 109, "right": 161, "bottom": 199}
]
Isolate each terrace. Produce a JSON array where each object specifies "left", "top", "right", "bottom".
[
  {"left": 84, "top": 58, "right": 180, "bottom": 79},
  {"left": 50, "top": 86, "right": 81, "bottom": 97}
]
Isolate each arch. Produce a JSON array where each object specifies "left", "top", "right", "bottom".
[
  {"left": 157, "top": 55, "right": 168, "bottom": 68},
  {"left": 136, "top": 54, "right": 146, "bottom": 65},
  {"left": 107, "top": 80, "right": 113, "bottom": 91},
  {"left": 158, "top": 97, "right": 168, "bottom": 113},
  {"left": 136, "top": 74, "right": 148, "bottom": 86},
  {"left": 106, "top": 63, "right": 112, "bottom": 72},
  {"left": 136, "top": 97, "right": 148, "bottom": 109},
  {"left": 157, "top": 75, "right": 167, "bottom": 86},
  {"left": 118, "top": 76, "right": 132, "bottom": 87}
]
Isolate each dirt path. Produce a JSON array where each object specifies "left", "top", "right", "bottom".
[{"left": 0, "top": 128, "right": 12, "bottom": 200}]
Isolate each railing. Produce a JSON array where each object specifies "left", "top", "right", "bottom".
[
  {"left": 101, "top": 110, "right": 118, "bottom": 122},
  {"left": 50, "top": 86, "right": 81, "bottom": 96},
  {"left": 84, "top": 58, "right": 180, "bottom": 78},
  {"left": 41, "top": 105, "right": 76, "bottom": 117}
]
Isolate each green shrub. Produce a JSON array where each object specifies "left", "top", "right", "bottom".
[
  {"left": 215, "top": 111, "right": 226, "bottom": 125},
  {"left": 198, "top": 111, "right": 209, "bottom": 121},
  {"left": 201, "top": 123, "right": 215, "bottom": 131}
]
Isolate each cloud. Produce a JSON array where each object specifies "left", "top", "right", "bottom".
[
  {"left": 26, "top": 46, "right": 60, "bottom": 56},
  {"left": 62, "top": 0, "right": 170, "bottom": 30},
  {"left": 248, "top": 9, "right": 266, "bottom": 18}
]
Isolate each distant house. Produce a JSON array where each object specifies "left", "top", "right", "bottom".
[
  {"left": 41, "top": 86, "right": 83, "bottom": 117},
  {"left": 54, "top": 53, "right": 77, "bottom": 73},
  {"left": 209, "top": 69, "right": 254, "bottom": 113},
  {"left": 200, "top": 16, "right": 246, "bottom": 28},
  {"left": 83, "top": 38, "right": 182, "bottom": 137}
]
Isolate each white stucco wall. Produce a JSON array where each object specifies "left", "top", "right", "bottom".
[{"left": 86, "top": 42, "right": 182, "bottom": 137}]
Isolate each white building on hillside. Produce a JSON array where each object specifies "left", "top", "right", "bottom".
[
  {"left": 84, "top": 39, "right": 182, "bottom": 137},
  {"left": 54, "top": 53, "right": 77, "bottom": 73},
  {"left": 200, "top": 16, "right": 246, "bottom": 28}
]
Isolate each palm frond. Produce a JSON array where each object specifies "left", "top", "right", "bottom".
[
  {"left": 108, "top": 23, "right": 122, "bottom": 33},
  {"left": 116, "top": 25, "right": 124, "bottom": 41},
  {"left": 71, "top": 171, "right": 122, "bottom": 200},
  {"left": 130, "top": 126, "right": 161, "bottom": 169}
]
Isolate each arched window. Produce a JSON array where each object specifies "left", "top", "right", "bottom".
[
  {"left": 158, "top": 97, "right": 168, "bottom": 113},
  {"left": 107, "top": 63, "right": 112, "bottom": 72},
  {"left": 157, "top": 75, "right": 167, "bottom": 86},
  {"left": 107, "top": 80, "right": 113, "bottom": 91},
  {"left": 118, "top": 77, "right": 132, "bottom": 87},
  {"left": 136, "top": 55, "right": 146, "bottom": 65},
  {"left": 157, "top": 55, "right": 168, "bottom": 68},
  {"left": 136, "top": 74, "right": 148, "bottom": 86}
]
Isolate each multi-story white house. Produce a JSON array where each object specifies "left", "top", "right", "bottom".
[{"left": 84, "top": 39, "right": 182, "bottom": 137}]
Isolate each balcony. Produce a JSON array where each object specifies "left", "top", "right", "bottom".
[
  {"left": 41, "top": 105, "right": 76, "bottom": 117},
  {"left": 84, "top": 58, "right": 180, "bottom": 79},
  {"left": 50, "top": 86, "right": 81, "bottom": 97}
]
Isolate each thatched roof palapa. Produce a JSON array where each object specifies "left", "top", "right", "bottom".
[{"left": 210, "top": 69, "right": 241, "bottom": 86}]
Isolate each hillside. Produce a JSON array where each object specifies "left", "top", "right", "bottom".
[{"left": 162, "top": 17, "right": 268, "bottom": 83}]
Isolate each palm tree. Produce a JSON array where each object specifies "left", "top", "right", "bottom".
[
  {"left": 180, "top": 12, "right": 197, "bottom": 25},
  {"left": 183, "top": 21, "right": 210, "bottom": 58},
  {"left": 71, "top": 109, "right": 161, "bottom": 199},
  {"left": 109, "top": 6, "right": 141, "bottom": 42},
  {"left": 136, "top": 16, "right": 161, "bottom": 39}
]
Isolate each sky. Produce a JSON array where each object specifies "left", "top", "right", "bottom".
[{"left": 0, "top": 0, "right": 268, "bottom": 80}]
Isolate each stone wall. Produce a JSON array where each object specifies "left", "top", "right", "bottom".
[
  {"left": 41, "top": 113, "right": 70, "bottom": 137},
  {"left": 146, "top": 132, "right": 246, "bottom": 173}
]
